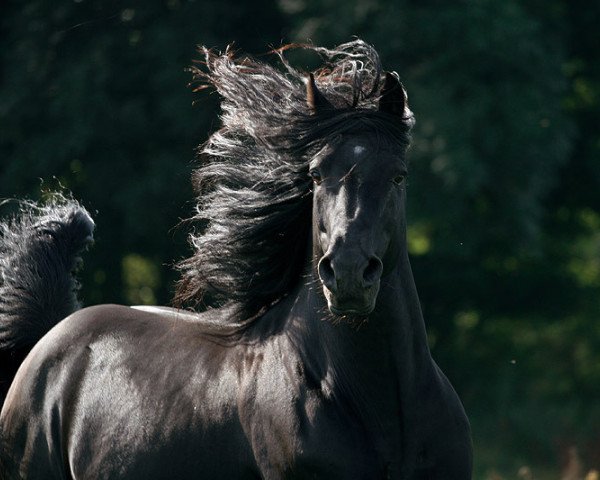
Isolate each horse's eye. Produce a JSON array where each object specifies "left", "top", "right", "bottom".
[
  {"left": 393, "top": 174, "right": 406, "bottom": 185},
  {"left": 309, "top": 170, "right": 323, "bottom": 185}
]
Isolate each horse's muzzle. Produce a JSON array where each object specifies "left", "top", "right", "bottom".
[{"left": 318, "top": 253, "right": 382, "bottom": 317}]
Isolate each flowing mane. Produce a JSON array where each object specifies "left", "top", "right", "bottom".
[{"left": 175, "top": 40, "right": 414, "bottom": 321}]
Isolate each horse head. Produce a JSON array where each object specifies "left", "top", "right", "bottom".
[{"left": 307, "top": 73, "right": 413, "bottom": 317}]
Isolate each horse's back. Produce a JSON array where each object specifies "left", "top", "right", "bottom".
[{"left": 0, "top": 304, "right": 258, "bottom": 479}]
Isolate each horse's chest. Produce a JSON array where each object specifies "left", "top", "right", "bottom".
[
  {"left": 240, "top": 372, "right": 394, "bottom": 479},
  {"left": 293, "top": 398, "right": 391, "bottom": 478}
]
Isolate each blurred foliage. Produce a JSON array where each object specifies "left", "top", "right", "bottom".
[
  {"left": 1, "top": 0, "right": 599, "bottom": 476},
  {"left": 122, "top": 253, "right": 160, "bottom": 305}
]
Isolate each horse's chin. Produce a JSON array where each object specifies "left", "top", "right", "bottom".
[
  {"left": 329, "top": 305, "right": 374, "bottom": 317},
  {"left": 322, "top": 286, "right": 377, "bottom": 319}
]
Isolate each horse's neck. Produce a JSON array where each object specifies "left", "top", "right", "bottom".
[{"left": 296, "top": 253, "right": 432, "bottom": 408}]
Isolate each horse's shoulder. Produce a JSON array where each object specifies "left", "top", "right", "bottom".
[{"left": 409, "top": 360, "right": 472, "bottom": 476}]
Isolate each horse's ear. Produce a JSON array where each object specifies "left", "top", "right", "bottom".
[
  {"left": 379, "top": 72, "right": 408, "bottom": 118},
  {"left": 306, "top": 73, "right": 333, "bottom": 113}
]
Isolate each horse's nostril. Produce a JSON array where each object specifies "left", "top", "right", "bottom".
[
  {"left": 318, "top": 256, "right": 336, "bottom": 292},
  {"left": 363, "top": 257, "right": 383, "bottom": 287}
]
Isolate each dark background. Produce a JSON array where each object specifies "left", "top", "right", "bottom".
[{"left": 1, "top": 1, "right": 599, "bottom": 477}]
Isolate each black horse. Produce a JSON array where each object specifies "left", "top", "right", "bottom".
[{"left": 0, "top": 40, "right": 472, "bottom": 479}]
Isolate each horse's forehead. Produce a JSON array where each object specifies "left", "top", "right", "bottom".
[
  {"left": 335, "top": 134, "right": 397, "bottom": 168},
  {"left": 341, "top": 134, "right": 375, "bottom": 152},
  {"left": 352, "top": 144, "right": 367, "bottom": 157}
]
